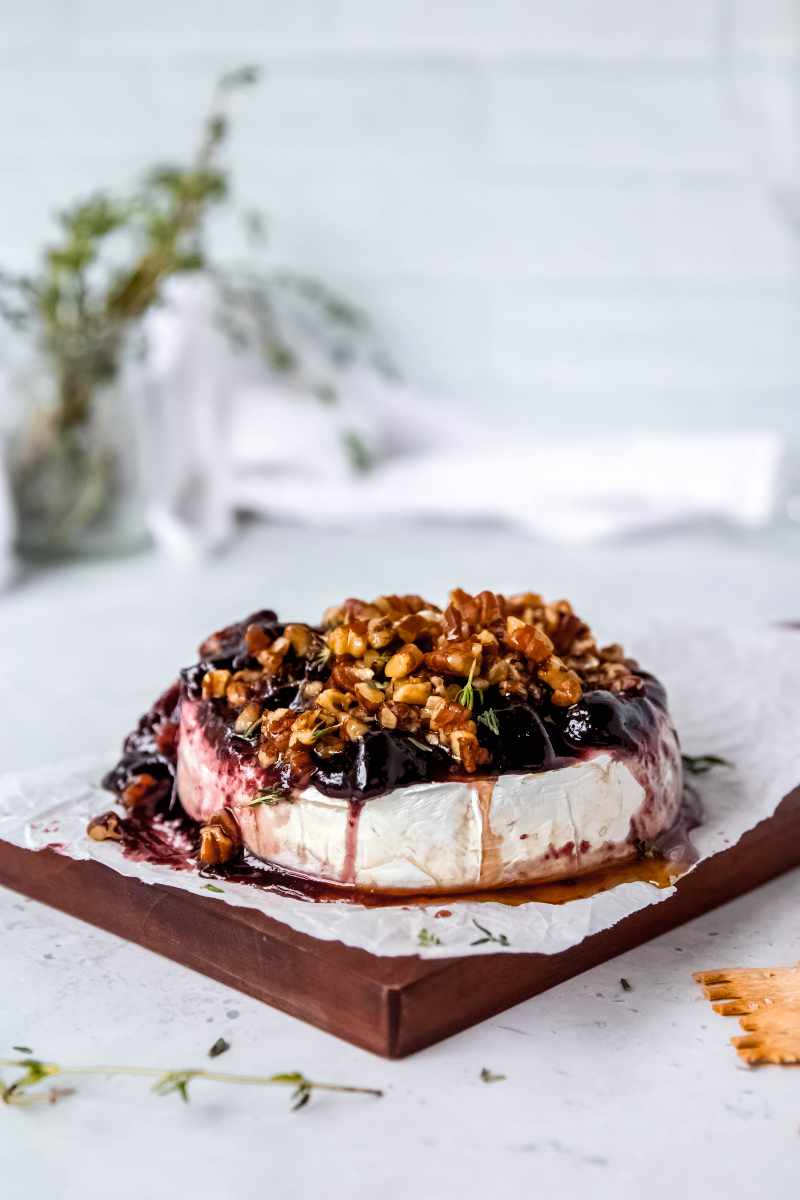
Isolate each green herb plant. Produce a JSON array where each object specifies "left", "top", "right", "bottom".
[
  {"left": 1, "top": 66, "right": 260, "bottom": 433},
  {"left": 682, "top": 754, "right": 733, "bottom": 775}
]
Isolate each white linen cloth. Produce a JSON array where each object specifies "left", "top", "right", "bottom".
[
  {"left": 145, "top": 278, "right": 784, "bottom": 550},
  {"left": 0, "top": 275, "right": 785, "bottom": 578}
]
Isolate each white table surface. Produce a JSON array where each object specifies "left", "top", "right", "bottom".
[{"left": 2, "top": 523, "right": 799, "bottom": 1200}]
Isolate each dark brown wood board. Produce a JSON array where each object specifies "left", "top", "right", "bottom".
[{"left": 1, "top": 787, "right": 799, "bottom": 1059}]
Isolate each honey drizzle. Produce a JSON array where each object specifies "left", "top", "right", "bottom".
[{"left": 475, "top": 777, "right": 503, "bottom": 888}]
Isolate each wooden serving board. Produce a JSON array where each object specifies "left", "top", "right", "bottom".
[{"left": 2, "top": 788, "right": 799, "bottom": 1058}]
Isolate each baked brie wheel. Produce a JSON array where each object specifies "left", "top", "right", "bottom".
[{"left": 102, "top": 589, "right": 683, "bottom": 895}]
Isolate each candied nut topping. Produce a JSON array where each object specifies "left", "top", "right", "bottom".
[
  {"left": 194, "top": 589, "right": 645, "bottom": 787},
  {"left": 198, "top": 808, "right": 242, "bottom": 866},
  {"left": 87, "top": 811, "right": 123, "bottom": 842}
]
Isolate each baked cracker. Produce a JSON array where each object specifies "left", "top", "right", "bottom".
[{"left": 694, "top": 964, "right": 800, "bottom": 1065}]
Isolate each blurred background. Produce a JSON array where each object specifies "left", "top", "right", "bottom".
[
  {"left": 1, "top": 3, "right": 799, "bottom": 702},
  {"left": 2, "top": 2, "right": 799, "bottom": 426}
]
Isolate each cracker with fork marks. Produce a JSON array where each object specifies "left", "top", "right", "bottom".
[{"left": 694, "top": 964, "right": 800, "bottom": 1065}]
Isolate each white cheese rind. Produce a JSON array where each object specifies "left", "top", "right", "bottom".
[{"left": 177, "top": 699, "right": 683, "bottom": 892}]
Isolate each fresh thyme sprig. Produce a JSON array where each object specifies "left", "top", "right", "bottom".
[
  {"left": 308, "top": 720, "right": 343, "bottom": 745},
  {"left": 456, "top": 659, "right": 478, "bottom": 711},
  {"left": 237, "top": 716, "right": 263, "bottom": 743},
  {"left": 682, "top": 754, "right": 733, "bottom": 775},
  {"left": 0, "top": 1056, "right": 382, "bottom": 1111},
  {"left": 307, "top": 644, "right": 332, "bottom": 673},
  {"left": 247, "top": 785, "right": 290, "bottom": 807},
  {"left": 470, "top": 920, "right": 510, "bottom": 948},
  {"left": 477, "top": 708, "right": 500, "bottom": 736}
]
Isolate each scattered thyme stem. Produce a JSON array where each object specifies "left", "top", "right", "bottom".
[{"left": 0, "top": 1060, "right": 382, "bottom": 1099}]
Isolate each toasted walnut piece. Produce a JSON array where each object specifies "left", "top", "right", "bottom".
[
  {"left": 244, "top": 623, "right": 271, "bottom": 655},
  {"left": 423, "top": 694, "right": 446, "bottom": 720},
  {"left": 327, "top": 624, "right": 368, "bottom": 658},
  {"left": 317, "top": 688, "right": 353, "bottom": 715},
  {"left": 120, "top": 773, "right": 164, "bottom": 810},
  {"left": 303, "top": 680, "right": 323, "bottom": 699},
  {"left": 226, "top": 678, "right": 253, "bottom": 709},
  {"left": 234, "top": 701, "right": 262, "bottom": 734},
  {"left": 383, "top": 700, "right": 422, "bottom": 732},
  {"left": 265, "top": 707, "right": 291, "bottom": 730},
  {"left": 343, "top": 717, "right": 370, "bottom": 741},
  {"left": 87, "top": 811, "right": 123, "bottom": 842},
  {"left": 486, "top": 659, "right": 510, "bottom": 684},
  {"left": 365, "top": 616, "right": 393, "bottom": 649},
  {"left": 609, "top": 673, "right": 645, "bottom": 695},
  {"left": 355, "top": 681, "right": 385, "bottom": 710},
  {"left": 429, "top": 700, "right": 471, "bottom": 732},
  {"left": 507, "top": 592, "right": 543, "bottom": 613},
  {"left": 450, "top": 728, "right": 487, "bottom": 772},
  {"left": 507, "top": 622, "right": 554, "bottom": 664},
  {"left": 198, "top": 808, "right": 241, "bottom": 866},
  {"left": 256, "top": 640, "right": 290, "bottom": 675},
  {"left": 599, "top": 643, "right": 625, "bottom": 663},
  {"left": 425, "top": 642, "right": 480, "bottom": 676},
  {"left": 327, "top": 626, "right": 348, "bottom": 656},
  {"left": 289, "top": 711, "right": 327, "bottom": 746},
  {"left": 199, "top": 826, "right": 235, "bottom": 865},
  {"left": 202, "top": 669, "right": 231, "bottom": 699},
  {"left": 476, "top": 590, "right": 506, "bottom": 628},
  {"left": 550, "top": 611, "right": 585, "bottom": 654},
  {"left": 379, "top": 704, "right": 398, "bottom": 729},
  {"left": 331, "top": 661, "right": 374, "bottom": 692},
  {"left": 538, "top": 656, "right": 582, "bottom": 706},
  {"left": 385, "top": 644, "right": 424, "bottom": 679},
  {"left": 257, "top": 746, "right": 279, "bottom": 768},
  {"left": 321, "top": 603, "right": 345, "bottom": 628},
  {"left": 392, "top": 679, "right": 432, "bottom": 705},
  {"left": 395, "top": 613, "right": 440, "bottom": 644},
  {"left": 313, "top": 737, "right": 347, "bottom": 758},
  {"left": 284, "top": 623, "right": 313, "bottom": 656},
  {"left": 449, "top": 588, "right": 480, "bottom": 626}
]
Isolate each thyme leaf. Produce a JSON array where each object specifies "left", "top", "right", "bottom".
[
  {"left": 477, "top": 708, "right": 500, "bottom": 736},
  {"left": 308, "top": 720, "right": 343, "bottom": 745},
  {"left": 470, "top": 920, "right": 510, "bottom": 948},
  {"left": 208, "top": 1038, "right": 230, "bottom": 1059},
  {"left": 480, "top": 1068, "right": 506, "bottom": 1083},
  {"left": 682, "top": 754, "right": 733, "bottom": 775},
  {"left": 12, "top": 1046, "right": 32, "bottom": 1054},
  {"left": 202, "top": 882, "right": 225, "bottom": 894},
  {"left": 153, "top": 1070, "right": 197, "bottom": 1104},
  {"left": 418, "top": 928, "right": 442, "bottom": 948},
  {"left": 620, "top": 977, "right": 633, "bottom": 993}
]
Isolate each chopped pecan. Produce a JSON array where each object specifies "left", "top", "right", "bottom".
[{"left": 87, "top": 811, "right": 123, "bottom": 842}]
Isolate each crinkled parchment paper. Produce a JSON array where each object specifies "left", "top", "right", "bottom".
[{"left": 2, "top": 627, "right": 799, "bottom": 959}]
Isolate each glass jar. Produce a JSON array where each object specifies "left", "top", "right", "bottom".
[{"left": 8, "top": 329, "right": 151, "bottom": 560}]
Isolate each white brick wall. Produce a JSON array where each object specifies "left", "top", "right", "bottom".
[{"left": 2, "top": 2, "right": 799, "bottom": 435}]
